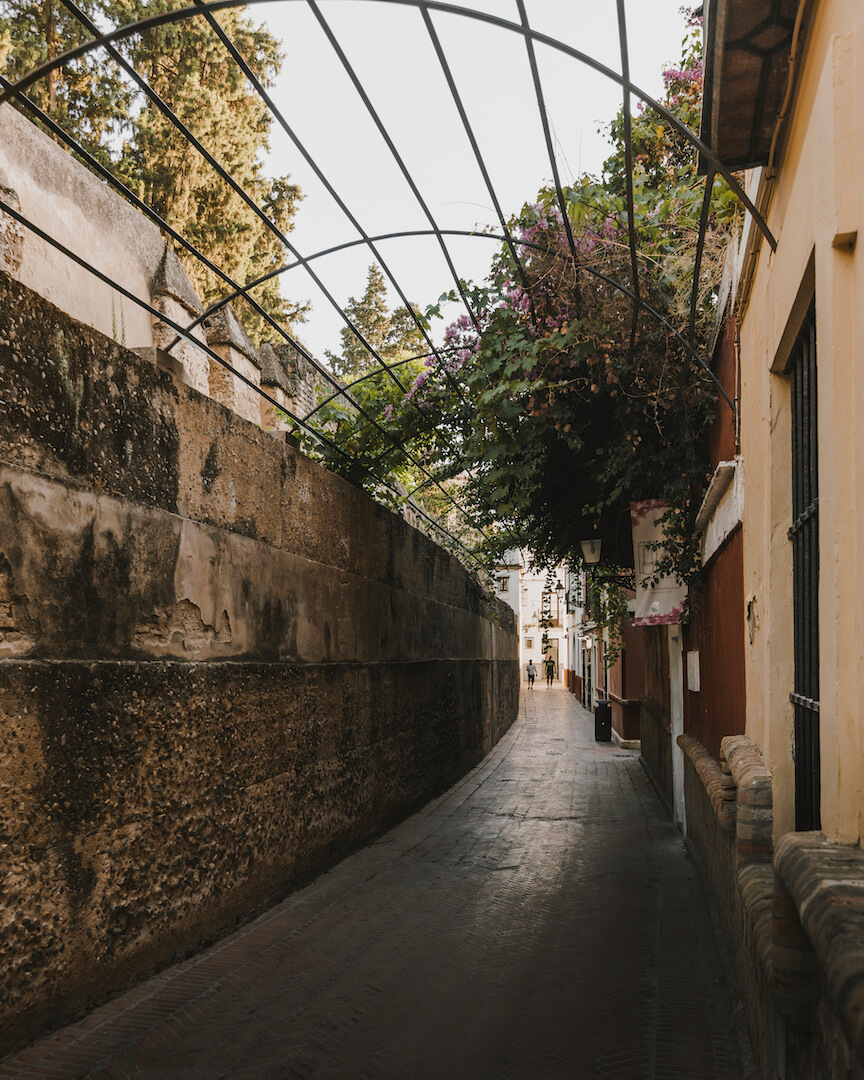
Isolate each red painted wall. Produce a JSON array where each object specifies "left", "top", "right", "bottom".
[
  {"left": 607, "top": 621, "right": 644, "bottom": 741},
  {"left": 683, "top": 526, "right": 746, "bottom": 760}
]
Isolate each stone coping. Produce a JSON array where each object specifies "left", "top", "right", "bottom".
[
  {"left": 678, "top": 733, "right": 735, "bottom": 835},
  {"left": 679, "top": 732, "right": 774, "bottom": 985},
  {"left": 775, "top": 832, "right": 864, "bottom": 1059},
  {"left": 721, "top": 734, "right": 773, "bottom": 866},
  {"left": 722, "top": 735, "right": 772, "bottom": 808},
  {"left": 682, "top": 734, "right": 864, "bottom": 1064}
]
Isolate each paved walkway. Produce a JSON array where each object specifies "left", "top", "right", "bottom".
[{"left": 2, "top": 689, "right": 748, "bottom": 1080}]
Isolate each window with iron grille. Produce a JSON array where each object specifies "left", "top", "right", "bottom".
[{"left": 787, "top": 300, "right": 820, "bottom": 831}]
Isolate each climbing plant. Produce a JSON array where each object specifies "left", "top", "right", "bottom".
[{"left": 312, "top": 9, "right": 738, "bottom": 613}]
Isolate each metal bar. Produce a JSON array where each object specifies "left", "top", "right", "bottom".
[
  {"left": 303, "top": 348, "right": 458, "bottom": 420},
  {"left": 0, "top": 74, "right": 331, "bottom": 392},
  {"left": 788, "top": 301, "right": 820, "bottom": 830},
  {"left": 189, "top": 3, "right": 497, "bottom": 553},
  {"left": 168, "top": 226, "right": 736, "bottom": 413},
  {"left": 56, "top": 0, "right": 417, "bottom": 404},
  {"left": 0, "top": 199, "right": 334, "bottom": 461},
  {"left": 615, "top": 0, "right": 640, "bottom": 354},
  {"left": 191, "top": 0, "right": 470, "bottom": 407},
  {"left": 515, "top": 0, "right": 581, "bottom": 271},
  {"left": 3, "top": 77, "right": 472, "bottom": 449},
  {"left": 52, "top": 0, "right": 496, "bottom": 549},
  {"left": 808, "top": 315, "right": 820, "bottom": 708},
  {"left": 417, "top": 0, "right": 539, "bottom": 328},
  {"left": 306, "top": 0, "right": 482, "bottom": 336},
  {"left": 689, "top": 170, "right": 715, "bottom": 344},
  {"left": 0, "top": 0, "right": 777, "bottom": 252}
]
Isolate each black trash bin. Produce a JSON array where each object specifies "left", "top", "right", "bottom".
[{"left": 594, "top": 699, "right": 612, "bottom": 742}]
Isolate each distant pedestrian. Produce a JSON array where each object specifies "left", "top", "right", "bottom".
[
  {"left": 545, "top": 657, "right": 555, "bottom": 687},
  {"left": 526, "top": 660, "right": 537, "bottom": 689}
]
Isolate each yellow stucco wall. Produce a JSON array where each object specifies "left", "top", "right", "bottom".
[{"left": 739, "top": 0, "right": 863, "bottom": 843}]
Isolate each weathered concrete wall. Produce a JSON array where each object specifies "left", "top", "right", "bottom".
[
  {"left": 0, "top": 103, "right": 163, "bottom": 351},
  {"left": 0, "top": 270, "right": 519, "bottom": 1056}
]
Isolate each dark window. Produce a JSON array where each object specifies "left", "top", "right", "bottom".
[{"left": 787, "top": 301, "right": 820, "bottom": 831}]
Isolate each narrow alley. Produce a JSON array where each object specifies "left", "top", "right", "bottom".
[{"left": 1, "top": 690, "right": 749, "bottom": 1080}]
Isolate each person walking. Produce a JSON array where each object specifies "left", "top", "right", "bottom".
[
  {"left": 526, "top": 660, "right": 537, "bottom": 690},
  {"left": 545, "top": 656, "right": 555, "bottom": 688}
]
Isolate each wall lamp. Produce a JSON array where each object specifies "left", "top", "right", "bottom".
[{"left": 580, "top": 539, "right": 602, "bottom": 565}]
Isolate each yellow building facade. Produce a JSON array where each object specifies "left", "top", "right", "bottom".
[
  {"left": 684, "top": 2, "right": 864, "bottom": 1074},
  {"left": 731, "top": 0, "right": 863, "bottom": 844}
]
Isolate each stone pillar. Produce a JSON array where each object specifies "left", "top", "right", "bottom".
[
  {"left": 203, "top": 302, "right": 262, "bottom": 426},
  {"left": 258, "top": 343, "right": 294, "bottom": 433},
  {"left": 149, "top": 245, "right": 209, "bottom": 396}
]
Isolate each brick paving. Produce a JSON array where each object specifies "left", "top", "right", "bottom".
[{"left": 1, "top": 689, "right": 749, "bottom": 1079}]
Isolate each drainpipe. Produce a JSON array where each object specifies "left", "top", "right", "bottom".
[{"left": 668, "top": 624, "right": 687, "bottom": 833}]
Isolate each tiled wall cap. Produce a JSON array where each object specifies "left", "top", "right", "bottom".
[
  {"left": 203, "top": 302, "right": 260, "bottom": 366},
  {"left": 150, "top": 245, "right": 204, "bottom": 315}
]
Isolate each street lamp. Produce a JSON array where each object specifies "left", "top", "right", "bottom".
[{"left": 580, "top": 538, "right": 602, "bottom": 564}]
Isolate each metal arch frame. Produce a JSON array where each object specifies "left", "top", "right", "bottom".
[
  {"left": 53, "top": 0, "right": 502, "bottom": 551},
  {"left": 190, "top": 0, "right": 471, "bottom": 409},
  {"left": 303, "top": 348, "right": 461, "bottom": 421},
  {"left": 0, "top": 0, "right": 777, "bottom": 254},
  {"left": 165, "top": 227, "right": 736, "bottom": 411},
  {"left": 3, "top": 0, "right": 776, "bottom": 369},
  {"left": 0, "top": 0, "right": 755, "bottom": 565},
  {"left": 415, "top": 1, "right": 539, "bottom": 329},
  {"left": 0, "top": 80, "right": 515, "bottom": 560},
  {"left": 183, "top": 0, "right": 527, "bottom": 551},
  {"left": 2, "top": 66, "right": 483, "bottom": 544},
  {"left": 306, "top": 0, "right": 481, "bottom": 341},
  {"left": 2, "top": 95, "right": 733, "bottom": 412}
]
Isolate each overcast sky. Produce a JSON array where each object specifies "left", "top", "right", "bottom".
[{"left": 258, "top": 0, "right": 693, "bottom": 359}]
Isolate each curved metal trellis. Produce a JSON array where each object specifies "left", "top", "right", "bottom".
[{"left": 0, "top": 0, "right": 764, "bottom": 567}]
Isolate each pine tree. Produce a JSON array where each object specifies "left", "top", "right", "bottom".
[
  {"left": 326, "top": 264, "right": 425, "bottom": 380},
  {"left": 114, "top": 1, "right": 307, "bottom": 342}
]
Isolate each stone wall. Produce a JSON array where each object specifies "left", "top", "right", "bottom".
[
  {"left": 680, "top": 729, "right": 864, "bottom": 1080},
  {"left": 681, "top": 739, "right": 776, "bottom": 1079},
  {"left": 0, "top": 270, "right": 519, "bottom": 1057}
]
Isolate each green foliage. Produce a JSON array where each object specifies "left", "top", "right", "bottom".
[
  {"left": 308, "top": 265, "right": 462, "bottom": 525},
  {"left": 311, "top": 9, "right": 736, "bottom": 617},
  {"left": 0, "top": 0, "right": 131, "bottom": 167}
]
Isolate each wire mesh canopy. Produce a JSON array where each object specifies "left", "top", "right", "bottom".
[{"left": 0, "top": 0, "right": 776, "bottom": 570}]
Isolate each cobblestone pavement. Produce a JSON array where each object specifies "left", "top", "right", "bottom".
[{"left": 2, "top": 689, "right": 748, "bottom": 1080}]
